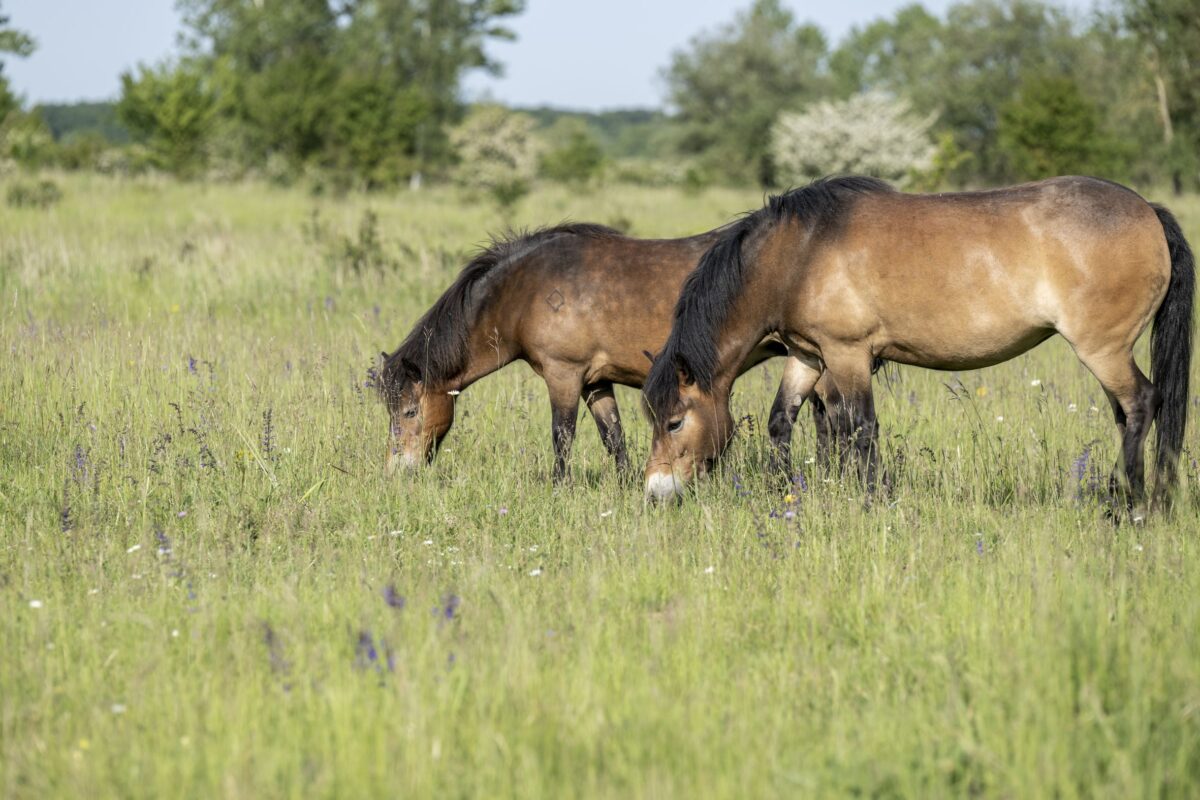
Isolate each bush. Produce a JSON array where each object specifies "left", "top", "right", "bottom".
[
  {"left": 6, "top": 179, "right": 62, "bottom": 209},
  {"left": 539, "top": 119, "right": 605, "bottom": 185},
  {"left": 771, "top": 91, "right": 936, "bottom": 186},
  {"left": 450, "top": 105, "right": 541, "bottom": 214}
]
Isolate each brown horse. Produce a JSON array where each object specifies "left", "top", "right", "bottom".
[
  {"left": 377, "top": 223, "right": 836, "bottom": 481},
  {"left": 643, "top": 176, "right": 1194, "bottom": 510}
]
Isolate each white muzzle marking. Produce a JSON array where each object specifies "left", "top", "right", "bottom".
[{"left": 645, "top": 471, "right": 684, "bottom": 504}]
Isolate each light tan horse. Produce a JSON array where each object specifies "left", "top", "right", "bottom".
[
  {"left": 377, "top": 223, "right": 844, "bottom": 482},
  {"left": 643, "top": 176, "right": 1193, "bottom": 510}
]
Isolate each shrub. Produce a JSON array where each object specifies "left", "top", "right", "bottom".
[
  {"left": 6, "top": 179, "right": 62, "bottom": 209},
  {"left": 771, "top": 91, "right": 936, "bottom": 186},
  {"left": 450, "top": 105, "right": 541, "bottom": 214}
]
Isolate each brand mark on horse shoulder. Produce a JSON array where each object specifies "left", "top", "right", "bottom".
[{"left": 545, "top": 289, "right": 565, "bottom": 312}]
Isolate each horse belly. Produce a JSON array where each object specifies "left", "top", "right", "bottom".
[{"left": 878, "top": 323, "right": 1055, "bottom": 371}]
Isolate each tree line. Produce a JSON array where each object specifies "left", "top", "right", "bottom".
[{"left": 0, "top": 0, "right": 1197, "bottom": 193}]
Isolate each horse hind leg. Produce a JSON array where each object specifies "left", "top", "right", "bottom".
[
  {"left": 583, "top": 381, "right": 630, "bottom": 474},
  {"left": 1076, "top": 348, "right": 1160, "bottom": 511}
]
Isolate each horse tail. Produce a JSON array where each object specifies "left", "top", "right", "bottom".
[{"left": 1150, "top": 203, "right": 1194, "bottom": 500}]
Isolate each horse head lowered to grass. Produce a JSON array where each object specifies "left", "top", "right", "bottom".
[
  {"left": 643, "top": 175, "right": 1193, "bottom": 512},
  {"left": 378, "top": 222, "right": 845, "bottom": 483}
]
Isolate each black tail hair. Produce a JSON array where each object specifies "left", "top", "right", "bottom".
[{"left": 1150, "top": 203, "right": 1194, "bottom": 499}]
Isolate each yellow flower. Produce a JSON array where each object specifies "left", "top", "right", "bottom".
[
  {"left": 78, "top": 739, "right": 90, "bottom": 750},
  {"left": 783, "top": 493, "right": 797, "bottom": 504},
  {"left": 975, "top": 386, "right": 988, "bottom": 398}
]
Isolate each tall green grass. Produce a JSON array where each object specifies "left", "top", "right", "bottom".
[{"left": 1, "top": 174, "right": 1199, "bottom": 798}]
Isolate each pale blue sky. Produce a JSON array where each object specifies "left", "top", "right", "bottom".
[{"left": 4, "top": 0, "right": 1087, "bottom": 109}]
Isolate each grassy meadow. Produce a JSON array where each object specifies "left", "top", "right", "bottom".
[{"left": 2, "top": 173, "right": 1200, "bottom": 798}]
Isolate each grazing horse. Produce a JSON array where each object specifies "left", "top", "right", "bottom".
[
  {"left": 378, "top": 223, "right": 835, "bottom": 482},
  {"left": 643, "top": 175, "right": 1193, "bottom": 509}
]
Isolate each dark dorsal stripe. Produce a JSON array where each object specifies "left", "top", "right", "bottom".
[
  {"left": 379, "top": 223, "right": 621, "bottom": 399},
  {"left": 644, "top": 175, "right": 893, "bottom": 423}
]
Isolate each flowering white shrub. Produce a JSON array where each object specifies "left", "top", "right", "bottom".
[
  {"left": 450, "top": 105, "right": 542, "bottom": 210},
  {"left": 771, "top": 91, "right": 937, "bottom": 186}
]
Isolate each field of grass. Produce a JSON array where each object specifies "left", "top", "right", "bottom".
[{"left": 2, "top": 173, "right": 1199, "bottom": 798}]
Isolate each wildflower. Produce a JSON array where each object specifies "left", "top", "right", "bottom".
[
  {"left": 976, "top": 386, "right": 988, "bottom": 397},
  {"left": 976, "top": 538, "right": 984, "bottom": 556},
  {"left": 171, "top": 629, "right": 180, "bottom": 638},
  {"left": 355, "top": 631, "right": 378, "bottom": 665},
  {"left": 439, "top": 594, "right": 460, "bottom": 620},
  {"left": 423, "top": 539, "right": 433, "bottom": 546},
  {"left": 126, "top": 543, "right": 141, "bottom": 554},
  {"left": 529, "top": 568, "right": 542, "bottom": 577},
  {"left": 497, "top": 506, "right": 508, "bottom": 516},
  {"left": 28, "top": 600, "right": 42, "bottom": 609},
  {"left": 1030, "top": 379, "right": 1041, "bottom": 386},
  {"left": 111, "top": 704, "right": 126, "bottom": 714},
  {"left": 1068, "top": 403, "right": 1078, "bottom": 412},
  {"left": 783, "top": 510, "right": 796, "bottom": 521},
  {"left": 1071, "top": 445, "right": 1092, "bottom": 486},
  {"left": 996, "top": 415, "right": 1004, "bottom": 422},
  {"left": 383, "top": 584, "right": 405, "bottom": 610},
  {"left": 783, "top": 493, "right": 797, "bottom": 504},
  {"left": 600, "top": 510, "right": 613, "bottom": 518},
  {"left": 704, "top": 566, "right": 715, "bottom": 574}
]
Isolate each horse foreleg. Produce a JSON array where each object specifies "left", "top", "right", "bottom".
[
  {"left": 822, "top": 349, "right": 880, "bottom": 493},
  {"left": 544, "top": 369, "right": 583, "bottom": 484},
  {"left": 767, "top": 356, "right": 822, "bottom": 481}
]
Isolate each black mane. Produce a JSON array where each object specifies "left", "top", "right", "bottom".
[
  {"left": 379, "top": 223, "right": 620, "bottom": 400},
  {"left": 644, "top": 175, "right": 893, "bottom": 422}
]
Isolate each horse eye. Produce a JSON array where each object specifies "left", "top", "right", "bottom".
[
  {"left": 667, "top": 418, "right": 684, "bottom": 434},
  {"left": 403, "top": 408, "right": 418, "bottom": 419}
]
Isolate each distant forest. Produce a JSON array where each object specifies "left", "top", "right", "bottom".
[{"left": 36, "top": 101, "right": 666, "bottom": 160}]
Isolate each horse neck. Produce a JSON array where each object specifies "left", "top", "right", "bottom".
[
  {"left": 437, "top": 305, "right": 519, "bottom": 393},
  {"left": 713, "top": 261, "right": 787, "bottom": 390}
]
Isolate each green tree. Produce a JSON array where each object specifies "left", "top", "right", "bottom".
[
  {"left": 662, "top": 0, "right": 829, "bottom": 186},
  {"left": 999, "top": 75, "right": 1114, "bottom": 179},
  {"left": 1120, "top": 0, "right": 1200, "bottom": 192},
  {"left": 832, "top": 0, "right": 1095, "bottom": 184},
  {"left": 539, "top": 118, "right": 605, "bottom": 185},
  {"left": 117, "top": 60, "right": 218, "bottom": 177},
  {"left": 175, "top": 0, "right": 525, "bottom": 184},
  {"left": 0, "top": 2, "right": 35, "bottom": 124},
  {"left": 338, "top": 0, "right": 525, "bottom": 175}
]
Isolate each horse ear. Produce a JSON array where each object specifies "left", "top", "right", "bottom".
[
  {"left": 642, "top": 349, "right": 656, "bottom": 365},
  {"left": 674, "top": 354, "right": 695, "bottom": 387},
  {"left": 400, "top": 357, "right": 422, "bottom": 383}
]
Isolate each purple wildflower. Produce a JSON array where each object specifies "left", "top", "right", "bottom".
[
  {"left": 356, "top": 631, "right": 378, "bottom": 665},
  {"left": 438, "top": 593, "right": 460, "bottom": 621},
  {"left": 383, "top": 584, "right": 405, "bottom": 610},
  {"left": 187, "top": 355, "right": 197, "bottom": 374}
]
